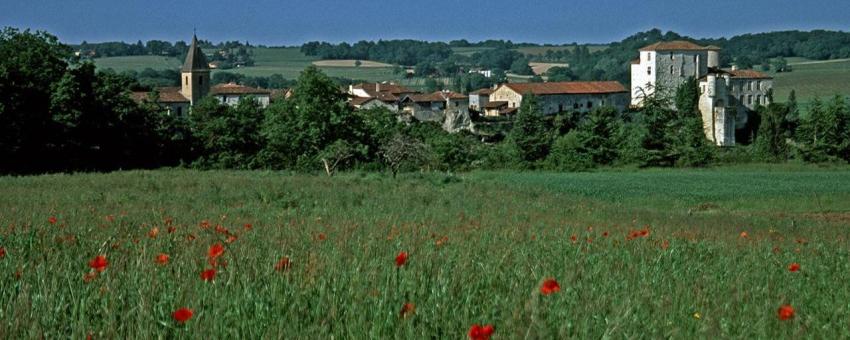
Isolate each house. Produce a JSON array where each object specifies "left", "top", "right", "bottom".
[
  {"left": 398, "top": 91, "right": 473, "bottom": 132},
  {"left": 130, "top": 34, "right": 274, "bottom": 115},
  {"left": 469, "top": 88, "right": 494, "bottom": 112},
  {"left": 347, "top": 82, "right": 418, "bottom": 105},
  {"left": 349, "top": 96, "right": 397, "bottom": 111},
  {"left": 485, "top": 81, "right": 630, "bottom": 117},
  {"left": 630, "top": 40, "right": 774, "bottom": 146}
]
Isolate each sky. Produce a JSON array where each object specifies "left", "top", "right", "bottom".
[{"left": 2, "top": 0, "right": 849, "bottom": 45}]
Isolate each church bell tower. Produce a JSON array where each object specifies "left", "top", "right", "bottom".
[{"left": 180, "top": 34, "right": 211, "bottom": 105}]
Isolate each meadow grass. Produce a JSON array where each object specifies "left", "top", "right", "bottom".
[
  {"left": 1, "top": 167, "right": 849, "bottom": 338},
  {"left": 771, "top": 58, "right": 850, "bottom": 112}
]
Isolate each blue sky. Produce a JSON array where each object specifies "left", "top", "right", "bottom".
[{"left": 2, "top": 0, "right": 849, "bottom": 45}]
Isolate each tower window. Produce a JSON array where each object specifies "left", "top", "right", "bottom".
[
  {"left": 647, "top": 66, "right": 652, "bottom": 75},
  {"left": 185, "top": 76, "right": 188, "bottom": 85},
  {"left": 199, "top": 76, "right": 203, "bottom": 86},
  {"left": 670, "top": 65, "right": 674, "bottom": 74}
]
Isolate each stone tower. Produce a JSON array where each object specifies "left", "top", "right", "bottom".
[{"left": 180, "top": 35, "right": 210, "bottom": 105}]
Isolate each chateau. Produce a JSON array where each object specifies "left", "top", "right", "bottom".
[
  {"left": 131, "top": 35, "right": 272, "bottom": 117},
  {"left": 630, "top": 41, "right": 773, "bottom": 146}
]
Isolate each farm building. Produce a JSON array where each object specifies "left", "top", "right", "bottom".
[
  {"left": 469, "top": 88, "right": 494, "bottom": 112},
  {"left": 630, "top": 40, "right": 774, "bottom": 146},
  {"left": 485, "top": 81, "right": 630, "bottom": 117}
]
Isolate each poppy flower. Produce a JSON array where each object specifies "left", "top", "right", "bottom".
[
  {"left": 199, "top": 220, "right": 211, "bottom": 229},
  {"left": 215, "top": 225, "right": 229, "bottom": 235},
  {"left": 274, "top": 257, "right": 292, "bottom": 272},
  {"left": 200, "top": 269, "right": 216, "bottom": 282},
  {"left": 435, "top": 236, "right": 448, "bottom": 247},
  {"left": 468, "top": 324, "right": 494, "bottom": 340},
  {"left": 788, "top": 263, "right": 800, "bottom": 272},
  {"left": 226, "top": 235, "right": 238, "bottom": 243},
  {"left": 148, "top": 227, "right": 159, "bottom": 238},
  {"left": 48, "top": 216, "right": 58, "bottom": 225},
  {"left": 400, "top": 302, "right": 416, "bottom": 318},
  {"left": 89, "top": 255, "right": 108, "bottom": 272},
  {"left": 105, "top": 215, "right": 115, "bottom": 222},
  {"left": 602, "top": 231, "right": 609, "bottom": 237},
  {"left": 0, "top": 247, "right": 6, "bottom": 258},
  {"left": 395, "top": 251, "right": 408, "bottom": 267},
  {"left": 164, "top": 217, "right": 173, "bottom": 226},
  {"left": 186, "top": 234, "right": 196, "bottom": 242},
  {"left": 317, "top": 233, "right": 327, "bottom": 241},
  {"left": 570, "top": 235, "right": 577, "bottom": 243},
  {"left": 208, "top": 243, "right": 224, "bottom": 259},
  {"left": 243, "top": 223, "right": 253, "bottom": 231},
  {"left": 777, "top": 304, "right": 795, "bottom": 320},
  {"left": 740, "top": 231, "right": 749, "bottom": 238},
  {"left": 155, "top": 253, "right": 169, "bottom": 265},
  {"left": 540, "top": 278, "right": 561, "bottom": 295},
  {"left": 172, "top": 307, "right": 193, "bottom": 323}
]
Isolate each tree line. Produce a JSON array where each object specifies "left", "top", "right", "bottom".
[{"left": 3, "top": 27, "right": 849, "bottom": 176}]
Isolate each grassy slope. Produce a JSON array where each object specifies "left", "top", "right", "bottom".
[
  {"left": 1, "top": 167, "right": 849, "bottom": 338},
  {"left": 771, "top": 58, "right": 850, "bottom": 112}
]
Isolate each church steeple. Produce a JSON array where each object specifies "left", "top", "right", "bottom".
[{"left": 180, "top": 33, "right": 211, "bottom": 105}]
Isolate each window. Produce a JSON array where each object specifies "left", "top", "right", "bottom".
[
  {"left": 756, "top": 81, "right": 761, "bottom": 90},
  {"left": 184, "top": 76, "right": 188, "bottom": 85},
  {"left": 747, "top": 82, "right": 752, "bottom": 91},
  {"left": 646, "top": 53, "right": 651, "bottom": 62},
  {"left": 558, "top": 104, "right": 563, "bottom": 112},
  {"left": 739, "top": 95, "right": 744, "bottom": 104},
  {"left": 587, "top": 101, "right": 593, "bottom": 109},
  {"left": 756, "top": 95, "right": 762, "bottom": 105},
  {"left": 176, "top": 106, "right": 183, "bottom": 117},
  {"left": 701, "top": 85, "right": 706, "bottom": 94},
  {"left": 647, "top": 66, "right": 652, "bottom": 75},
  {"left": 670, "top": 65, "right": 674, "bottom": 74},
  {"left": 747, "top": 95, "right": 753, "bottom": 105},
  {"left": 199, "top": 76, "right": 203, "bottom": 86},
  {"left": 670, "top": 53, "right": 674, "bottom": 60},
  {"left": 573, "top": 103, "right": 579, "bottom": 109}
]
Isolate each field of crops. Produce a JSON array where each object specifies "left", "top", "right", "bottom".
[
  {"left": 771, "top": 58, "right": 850, "bottom": 113},
  {"left": 1, "top": 166, "right": 849, "bottom": 338}
]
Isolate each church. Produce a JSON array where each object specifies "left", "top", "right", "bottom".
[
  {"left": 630, "top": 41, "right": 773, "bottom": 146},
  {"left": 131, "top": 35, "right": 272, "bottom": 117}
]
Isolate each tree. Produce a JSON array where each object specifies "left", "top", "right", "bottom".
[
  {"left": 380, "top": 133, "right": 431, "bottom": 178},
  {"left": 191, "top": 97, "right": 265, "bottom": 169},
  {"left": 754, "top": 103, "right": 792, "bottom": 161},
  {"left": 547, "top": 107, "right": 622, "bottom": 171},
  {"left": 319, "top": 140, "right": 363, "bottom": 176},
  {"left": 674, "top": 77, "right": 699, "bottom": 115},
  {"left": 509, "top": 58, "right": 533, "bottom": 75},
  {"left": 510, "top": 94, "right": 550, "bottom": 166},
  {"left": 796, "top": 96, "right": 850, "bottom": 162}
]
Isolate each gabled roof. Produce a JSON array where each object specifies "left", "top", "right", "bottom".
[
  {"left": 501, "top": 81, "right": 627, "bottom": 95},
  {"left": 210, "top": 83, "right": 272, "bottom": 95},
  {"left": 131, "top": 87, "right": 190, "bottom": 103},
  {"left": 471, "top": 88, "right": 494, "bottom": 95},
  {"left": 405, "top": 91, "right": 468, "bottom": 103},
  {"left": 181, "top": 35, "right": 210, "bottom": 72},
  {"left": 639, "top": 40, "right": 719, "bottom": 52},
  {"left": 728, "top": 69, "right": 773, "bottom": 79}
]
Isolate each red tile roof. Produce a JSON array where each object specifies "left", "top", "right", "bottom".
[
  {"left": 352, "top": 82, "right": 416, "bottom": 96},
  {"left": 131, "top": 87, "right": 190, "bottom": 103},
  {"left": 210, "top": 83, "right": 272, "bottom": 95},
  {"left": 729, "top": 69, "right": 773, "bottom": 79},
  {"left": 350, "top": 97, "right": 376, "bottom": 106},
  {"left": 639, "top": 41, "right": 717, "bottom": 52},
  {"left": 502, "top": 81, "right": 627, "bottom": 95}
]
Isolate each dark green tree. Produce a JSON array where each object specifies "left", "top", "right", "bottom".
[
  {"left": 510, "top": 94, "right": 550, "bottom": 166},
  {"left": 754, "top": 103, "right": 791, "bottom": 161},
  {"left": 191, "top": 97, "right": 265, "bottom": 169}
]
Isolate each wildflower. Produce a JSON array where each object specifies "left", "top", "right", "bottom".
[
  {"left": 164, "top": 217, "right": 173, "bottom": 226},
  {"left": 395, "top": 251, "right": 408, "bottom": 267},
  {"left": 0, "top": 247, "right": 6, "bottom": 259},
  {"left": 243, "top": 223, "right": 253, "bottom": 231},
  {"left": 148, "top": 227, "right": 159, "bottom": 238},
  {"left": 48, "top": 216, "right": 58, "bottom": 225},
  {"left": 208, "top": 243, "right": 225, "bottom": 259},
  {"left": 199, "top": 220, "right": 211, "bottom": 229},
  {"left": 274, "top": 257, "right": 291, "bottom": 272},
  {"left": 570, "top": 235, "right": 577, "bottom": 243},
  {"left": 105, "top": 215, "right": 115, "bottom": 223},
  {"left": 693, "top": 312, "right": 701, "bottom": 319},
  {"left": 740, "top": 231, "right": 749, "bottom": 238},
  {"left": 200, "top": 269, "right": 216, "bottom": 282},
  {"left": 400, "top": 302, "right": 416, "bottom": 318},
  {"left": 777, "top": 305, "right": 795, "bottom": 320},
  {"left": 172, "top": 308, "right": 194, "bottom": 323},
  {"left": 602, "top": 231, "right": 609, "bottom": 237},
  {"left": 661, "top": 240, "right": 670, "bottom": 250},
  {"left": 186, "top": 234, "right": 196, "bottom": 242},
  {"left": 468, "top": 324, "right": 494, "bottom": 340},
  {"left": 155, "top": 253, "right": 169, "bottom": 265},
  {"left": 317, "top": 233, "right": 327, "bottom": 241},
  {"left": 167, "top": 226, "right": 177, "bottom": 234},
  {"left": 788, "top": 263, "right": 800, "bottom": 272},
  {"left": 435, "top": 236, "right": 448, "bottom": 247},
  {"left": 89, "top": 255, "right": 108, "bottom": 272},
  {"left": 540, "top": 278, "right": 561, "bottom": 295},
  {"left": 226, "top": 235, "right": 238, "bottom": 243}
]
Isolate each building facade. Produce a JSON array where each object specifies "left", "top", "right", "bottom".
[
  {"left": 485, "top": 81, "right": 630, "bottom": 117},
  {"left": 631, "top": 40, "right": 773, "bottom": 146}
]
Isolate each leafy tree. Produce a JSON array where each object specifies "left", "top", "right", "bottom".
[
  {"left": 796, "top": 96, "right": 850, "bottom": 162},
  {"left": 547, "top": 107, "right": 622, "bottom": 171},
  {"left": 509, "top": 58, "right": 533, "bottom": 75},
  {"left": 510, "top": 94, "right": 550, "bottom": 166},
  {"left": 674, "top": 77, "right": 699, "bottom": 115},
  {"left": 546, "top": 66, "right": 576, "bottom": 82},
  {"left": 380, "top": 133, "right": 431, "bottom": 178},
  {"left": 191, "top": 97, "right": 265, "bottom": 169},
  {"left": 754, "top": 103, "right": 792, "bottom": 161}
]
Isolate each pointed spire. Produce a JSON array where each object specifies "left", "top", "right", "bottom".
[{"left": 182, "top": 32, "right": 209, "bottom": 72}]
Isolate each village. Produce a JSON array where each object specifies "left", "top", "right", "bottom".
[{"left": 135, "top": 34, "right": 774, "bottom": 147}]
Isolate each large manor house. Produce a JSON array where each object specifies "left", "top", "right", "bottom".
[{"left": 139, "top": 36, "right": 772, "bottom": 146}]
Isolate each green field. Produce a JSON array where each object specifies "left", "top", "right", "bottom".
[
  {"left": 2, "top": 166, "right": 850, "bottom": 337},
  {"left": 92, "top": 55, "right": 183, "bottom": 72},
  {"left": 771, "top": 58, "right": 850, "bottom": 112}
]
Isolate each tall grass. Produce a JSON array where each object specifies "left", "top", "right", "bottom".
[{"left": 1, "top": 168, "right": 849, "bottom": 338}]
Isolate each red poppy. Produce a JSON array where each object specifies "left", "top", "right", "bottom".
[
  {"left": 167, "top": 226, "right": 177, "bottom": 234},
  {"left": 0, "top": 247, "right": 6, "bottom": 258},
  {"left": 275, "top": 257, "right": 292, "bottom": 272},
  {"left": 105, "top": 215, "right": 115, "bottom": 222},
  {"left": 570, "top": 234, "right": 577, "bottom": 243},
  {"left": 164, "top": 217, "right": 173, "bottom": 226},
  {"left": 400, "top": 302, "right": 416, "bottom": 318},
  {"left": 788, "top": 263, "right": 800, "bottom": 272},
  {"left": 395, "top": 251, "right": 408, "bottom": 267},
  {"left": 200, "top": 269, "right": 216, "bottom": 282},
  {"left": 777, "top": 304, "right": 795, "bottom": 320},
  {"left": 243, "top": 223, "right": 253, "bottom": 231},
  {"left": 48, "top": 216, "right": 58, "bottom": 225},
  {"left": 540, "top": 278, "right": 561, "bottom": 295},
  {"left": 155, "top": 253, "right": 169, "bottom": 265},
  {"left": 740, "top": 231, "right": 749, "bottom": 238},
  {"left": 317, "top": 233, "right": 327, "bottom": 241},
  {"left": 186, "top": 234, "right": 196, "bottom": 242},
  {"left": 89, "top": 255, "right": 108, "bottom": 272},
  {"left": 226, "top": 235, "right": 238, "bottom": 243},
  {"left": 602, "top": 231, "right": 609, "bottom": 237},
  {"left": 172, "top": 307, "right": 194, "bottom": 323},
  {"left": 215, "top": 225, "right": 229, "bottom": 235},
  {"left": 208, "top": 243, "right": 225, "bottom": 259},
  {"left": 435, "top": 236, "right": 449, "bottom": 247},
  {"left": 199, "top": 220, "right": 211, "bottom": 229},
  {"left": 468, "top": 324, "right": 494, "bottom": 340},
  {"left": 148, "top": 227, "right": 159, "bottom": 238}
]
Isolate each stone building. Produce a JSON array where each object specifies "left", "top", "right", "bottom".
[
  {"left": 131, "top": 34, "right": 273, "bottom": 115},
  {"left": 469, "top": 88, "right": 493, "bottom": 112},
  {"left": 630, "top": 40, "right": 774, "bottom": 146},
  {"left": 485, "top": 81, "right": 630, "bottom": 117},
  {"left": 398, "top": 91, "right": 474, "bottom": 132}
]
